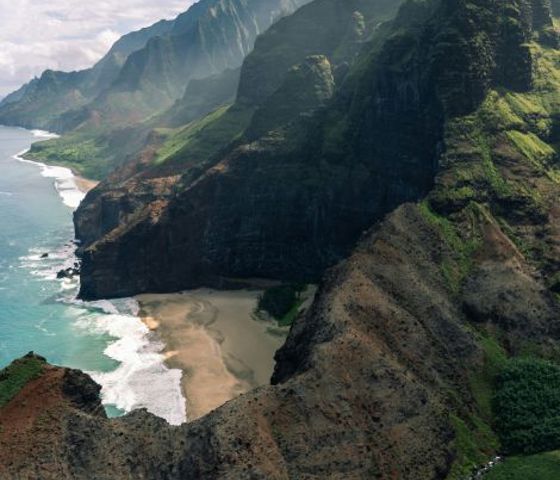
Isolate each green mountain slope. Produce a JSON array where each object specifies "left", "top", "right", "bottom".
[
  {"left": 12, "top": 0, "right": 313, "bottom": 181},
  {"left": 0, "top": 19, "right": 175, "bottom": 131},
  {"left": 92, "top": 0, "right": 310, "bottom": 124}
]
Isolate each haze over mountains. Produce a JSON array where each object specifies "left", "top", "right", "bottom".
[
  {"left": 0, "top": 0, "right": 309, "bottom": 132},
  {"left": 3, "top": 0, "right": 560, "bottom": 478}
]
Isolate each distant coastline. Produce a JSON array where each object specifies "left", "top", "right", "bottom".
[
  {"left": 12, "top": 133, "right": 98, "bottom": 207},
  {"left": 2, "top": 126, "right": 99, "bottom": 195}
]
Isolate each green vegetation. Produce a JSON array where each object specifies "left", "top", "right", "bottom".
[
  {"left": 154, "top": 104, "right": 254, "bottom": 166},
  {"left": 0, "top": 355, "right": 45, "bottom": 408},
  {"left": 427, "top": 39, "right": 560, "bottom": 286},
  {"left": 24, "top": 126, "right": 137, "bottom": 181},
  {"left": 26, "top": 104, "right": 255, "bottom": 181},
  {"left": 506, "top": 130, "right": 555, "bottom": 165},
  {"left": 470, "top": 332, "right": 508, "bottom": 420},
  {"left": 494, "top": 358, "right": 560, "bottom": 455},
  {"left": 486, "top": 450, "right": 560, "bottom": 480},
  {"left": 257, "top": 284, "right": 307, "bottom": 327},
  {"left": 26, "top": 132, "right": 110, "bottom": 180},
  {"left": 447, "top": 342, "right": 560, "bottom": 478},
  {"left": 447, "top": 414, "right": 499, "bottom": 480},
  {"left": 419, "top": 200, "right": 482, "bottom": 293},
  {"left": 446, "top": 331, "right": 505, "bottom": 480}
]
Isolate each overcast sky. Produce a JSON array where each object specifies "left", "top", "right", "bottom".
[{"left": 0, "top": 0, "right": 194, "bottom": 98}]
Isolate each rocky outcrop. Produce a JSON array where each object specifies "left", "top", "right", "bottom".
[
  {"left": 5, "top": 193, "right": 560, "bottom": 478},
  {"left": 236, "top": 0, "right": 401, "bottom": 107}
]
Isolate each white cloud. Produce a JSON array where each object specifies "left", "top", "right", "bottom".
[{"left": 0, "top": 0, "right": 194, "bottom": 97}]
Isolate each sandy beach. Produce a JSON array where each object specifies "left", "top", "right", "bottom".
[
  {"left": 137, "top": 289, "right": 288, "bottom": 421},
  {"left": 75, "top": 176, "right": 98, "bottom": 193}
]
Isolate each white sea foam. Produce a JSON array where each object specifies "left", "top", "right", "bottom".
[
  {"left": 13, "top": 149, "right": 85, "bottom": 209},
  {"left": 20, "top": 239, "right": 187, "bottom": 426},
  {"left": 31, "top": 129, "right": 60, "bottom": 139},
  {"left": 75, "top": 310, "right": 187, "bottom": 425},
  {"left": 13, "top": 127, "right": 187, "bottom": 425}
]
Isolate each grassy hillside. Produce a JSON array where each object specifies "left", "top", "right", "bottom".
[
  {"left": 487, "top": 451, "right": 560, "bottom": 480},
  {"left": 0, "top": 354, "right": 45, "bottom": 408}
]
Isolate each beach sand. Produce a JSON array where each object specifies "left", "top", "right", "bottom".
[
  {"left": 75, "top": 176, "right": 99, "bottom": 193},
  {"left": 137, "top": 289, "right": 288, "bottom": 421}
]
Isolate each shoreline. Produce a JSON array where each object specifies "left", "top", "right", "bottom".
[
  {"left": 14, "top": 147, "right": 97, "bottom": 207},
  {"left": 6, "top": 125, "right": 279, "bottom": 424},
  {"left": 74, "top": 175, "right": 98, "bottom": 193},
  {"left": 137, "top": 289, "right": 288, "bottom": 421},
  {"left": 2, "top": 124, "right": 186, "bottom": 425},
  {"left": 19, "top": 149, "right": 99, "bottom": 195},
  {"left": 14, "top": 127, "right": 99, "bottom": 195}
]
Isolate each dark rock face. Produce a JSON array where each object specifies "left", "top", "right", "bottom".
[
  {"left": 528, "top": 0, "right": 554, "bottom": 29},
  {"left": 57, "top": 267, "right": 80, "bottom": 280},
  {"left": 246, "top": 55, "right": 335, "bottom": 139},
  {"left": 77, "top": 0, "right": 553, "bottom": 300},
  {"left": 61, "top": 369, "right": 105, "bottom": 416}
]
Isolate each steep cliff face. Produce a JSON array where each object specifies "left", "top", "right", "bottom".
[
  {"left": 246, "top": 55, "right": 335, "bottom": 139},
  {"left": 4, "top": 200, "right": 560, "bottom": 478},
  {"left": 78, "top": 0, "right": 551, "bottom": 300},
  {"left": 76, "top": 0, "right": 312, "bottom": 125},
  {"left": 73, "top": 0, "right": 406, "bottom": 282}
]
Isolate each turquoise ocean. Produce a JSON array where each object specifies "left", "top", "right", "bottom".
[{"left": 0, "top": 126, "right": 185, "bottom": 424}]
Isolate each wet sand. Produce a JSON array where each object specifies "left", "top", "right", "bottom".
[{"left": 136, "top": 289, "right": 288, "bottom": 421}]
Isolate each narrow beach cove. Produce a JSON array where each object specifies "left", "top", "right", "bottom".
[
  {"left": 0, "top": 125, "right": 287, "bottom": 425},
  {"left": 138, "top": 290, "right": 288, "bottom": 420}
]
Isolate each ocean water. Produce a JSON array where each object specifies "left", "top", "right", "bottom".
[{"left": 0, "top": 126, "right": 186, "bottom": 424}]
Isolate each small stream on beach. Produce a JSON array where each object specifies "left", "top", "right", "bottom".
[{"left": 0, "top": 125, "right": 186, "bottom": 424}]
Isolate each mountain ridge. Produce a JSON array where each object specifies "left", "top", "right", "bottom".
[
  {"left": 0, "top": 0, "right": 311, "bottom": 133},
  {"left": 0, "top": 16, "right": 176, "bottom": 130}
]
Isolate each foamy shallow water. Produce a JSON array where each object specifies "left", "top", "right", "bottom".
[
  {"left": 13, "top": 149, "right": 85, "bottom": 209},
  {"left": 2, "top": 126, "right": 186, "bottom": 425}
]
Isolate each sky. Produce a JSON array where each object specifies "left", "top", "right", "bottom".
[{"left": 0, "top": 0, "right": 194, "bottom": 98}]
